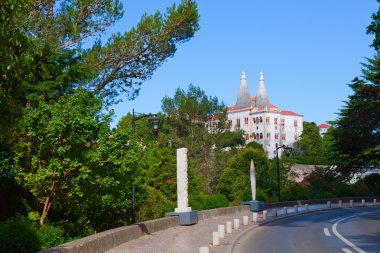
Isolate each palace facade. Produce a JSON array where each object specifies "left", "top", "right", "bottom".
[{"left": 227, "top": 71, "right": 303, "bottom": 158}]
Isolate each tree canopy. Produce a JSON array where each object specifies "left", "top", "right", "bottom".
[{"left": 329, "top": 5, "right": 380, "bottom": 171}]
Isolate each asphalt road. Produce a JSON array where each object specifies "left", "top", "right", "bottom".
[{"left": 233, "top": 207, "right": 380, "bottom": 253}]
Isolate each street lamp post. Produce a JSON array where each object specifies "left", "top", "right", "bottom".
[
  {"left": 131, "top": 109, "right": 163, "bottom": 223},
  {"left": 275, "top": 143, "right": 292, "bottom": 202}
]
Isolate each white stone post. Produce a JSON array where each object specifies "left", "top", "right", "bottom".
[
  {"left": 362, "top": 199, "right": 365, "bottom": 206},
  {"left": 213, "top": 232, "right": 220, "bottom": 246},
  {"left": 283, "top": 207, "right": 287, "bottom": 215},
  {"left": 294, "top": 205, "right": 298, "bottom": 213},
  {"left": 233, "top": 218, "right": 240, "bottom": 229},
  {"left": 175, "top": 148, "right": 191, "bottom": 213},
  {"left": 273, "top": 209, "right": 278, "bottom": 217},
  {"left": 199, "top": 247, "right": 209, "bottom": 253},
  {"left": 218, "top": 225, "right": 225, "bottom": 239},
  {"left": 327, "top": 201, "right": 331, "bottom": 208},
  {"left": 252, "top": 212, "right": 258, "bottom": 223},
  {"left": 350, "top": 200, "right": 353, "bottom": 208},
  {"left": 226, "top": 221, "right": 232, "bottom": 234},
  {"left": 305, "top": 204, "right": 309, "bottom": 211},
  {"left": 263, "top": 210, "right": 268, "bottom": 220},
  {"left": 339, "top": 200, "right": 342, "bottom": 208},
  {"left": 374, "top": 199, "right": 377, "bottom": 206},
  {"left": 243, "top": 216, "right": 249, "bottom": 225}
]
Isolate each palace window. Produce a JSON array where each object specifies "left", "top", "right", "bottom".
[
  {"left": 260, "top": 117, "right": 263, "bottom": 123},
  {"left": 274, "top": 118, "right": 278, "bottom": 125},
  {"left": 260, "top": 133, "right": 263, "bottom": 139},
  {"left": 236, "top": 118, "right": 240, "bottom": 128},
  {"left": 282, "top": 134, "right": 286, "bottom": 140},
  {"left": 266, "top": 117, "right": 270, "bottom": 124},
  {"left": 244, "top": 117, "right": 249, "bottom": 125},
  {"left": 294, "top": 120, "right": 298, "bottom": 127},
  {"left": 267, "top": 132, "right": 271, "bottom": 140},
  {"left": 245, "top": 133, "right": 249, "bottom": 141},
  {"left": 281, "top": 119, "right": 285, "bottom": 126},
  {"left": 295, "top": 134, "right": 299, "bottom": 141},
  {"left": 275, "top": 133, "right": 279, "bottom": 140}
]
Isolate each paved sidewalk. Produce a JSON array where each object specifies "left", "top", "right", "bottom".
[{"left": 105, "top": 210, "right": 259, "bottom": 253}]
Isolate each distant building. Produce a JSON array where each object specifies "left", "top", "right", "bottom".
[
  {"left": 227, "top": 71, "right": 303, "bottom": 158},
  {"left": 318, "top": 123, "right": 330, "bottom": 137}
]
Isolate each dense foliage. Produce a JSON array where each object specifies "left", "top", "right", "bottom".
[
  {"left": 329, "top": 3, "right": 380, "bottom": 173},
  {"left": 291, "top": 121, "right": 330, "bottom": 164}
]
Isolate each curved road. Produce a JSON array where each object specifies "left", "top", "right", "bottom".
[{"left": 233, "top": 207, "right": 380, "bottom": 253}]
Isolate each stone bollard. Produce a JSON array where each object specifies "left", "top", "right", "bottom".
[
  {"left": 374, "top": 199, "right": 377, "bottom": 206},
  {"left": 226, "top": 221, "right": 232, "bottom": 234},
  {"left": 218, "top": 225, "right": 225, "bottom": 239},
  {"left": 263, "top": 210, "right": 268, "bottom": 220},
  {"left": 199, "top": 247, "right": 209, "bottom": 253},
  {"left": 362, "top": 199, "right": 365, "bottom": 206},
  {"left": 294, "top": 205, "right": 298, "bottom": 213},
  {"left": 213, "top": 232, "right": 220, "bottom": 246},
  {"left": 350, "top": 200, "right": 353, "bottom": 208},
  {"left": 327, "top": 201, "right": 331, "bottom": 208},
  {"left": 273, "top": 208, "right": 278, "bottom": 217},
  {"left": 243, "top": 216, "right": 249, "bottom": 225},
  {"left": 252, "top": 212, "right": 258, "bottom": 223},
  {"left": 283, "top": 207, "right": 287, "bottom": 215},
  {"left": 305, "top": 204, "right": 309, "bottom": 211},
  {"left": 339, "top": 200, "right": 342, "bottom": 208},
  {"left": 233, "top": 218, "right": 240, "bottom": 229}
]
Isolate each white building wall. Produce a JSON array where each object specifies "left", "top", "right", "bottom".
[{"left": 227, "top": 108, "right": 303, "bottom": 159}]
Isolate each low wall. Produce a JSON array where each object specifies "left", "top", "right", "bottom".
[
  {"left": 265, "top": 196, "right": 379, "bottom": 209},
  {"left": 198, "top": 205, "right": 250, "bottom": 220},
  {"left": 39, "top": 205, "right": 250, "bottom": 253},
  {"left": 39, "top": 216, "right": 179, "bottom": 253}
]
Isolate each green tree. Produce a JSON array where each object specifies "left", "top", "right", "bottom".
[
  {"left": 217, "top": 146, "right": 270, "bottom": 203},
  {"left": 292, "top": 121, "right": 327, "bottom": 164},
  {"left": 14, "top": 91, "right": 110, "bottom": 225},
  {"left": 5, "top": 0, "right": 199, "bottom": 232},
  {"left": 331, "top": 3, "right": 380, "bottom": 171},
  {"left": 330, "top": 61, "right": 380, "bottom": 170},
  {"left": 161, "top": 84, "right": 227, "bottom": 192}
]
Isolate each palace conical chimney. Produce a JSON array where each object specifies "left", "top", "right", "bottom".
[
  {"left": 236, "top": 70, "right": 252, "bottom": 108},
  {"left": 255, "top": 71, "right": 269, "bottom": 109}
]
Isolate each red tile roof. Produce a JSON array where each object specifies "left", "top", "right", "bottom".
[
  {"left": 318, "top": 123, "right": 330, "bottom": 128},
  {"left": 281, "top": 110, "right": 302, "bottom": 116}
]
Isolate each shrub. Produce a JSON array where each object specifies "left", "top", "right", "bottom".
[
  {"left": 282, "top": 184, "right": 309, "bottom": 201},
  {"left": 36, "top": 224, "right": 66, "bottom": 250},
  {"left": 351, "top": 183, "right": 373, "bottom": 197},
  {"left": 360, "top": 174, "right": 380, "bottom": 195},
  {"left": 0, "top": 216, "right": 40, "bottom": 253},
  {"left": 201, "top": 194, "right": 229, "bottom": 210}
]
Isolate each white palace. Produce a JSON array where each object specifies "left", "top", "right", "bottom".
[{"left": 226, "top": 71, "right": 303, "bottom": 158}]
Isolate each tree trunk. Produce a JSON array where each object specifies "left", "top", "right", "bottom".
[{"left": 40, "top": 181, "right": 55, "bottom": 225}]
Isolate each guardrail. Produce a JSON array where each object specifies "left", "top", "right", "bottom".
[{"left": 39, "top": 196, "right": 379, "bottom": 253}]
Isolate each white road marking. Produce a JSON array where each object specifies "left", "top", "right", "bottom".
[
  {"left": 342, "top": 248, "right": 354, "bottom": 253},
  {"left": 330, "top": 217, "right": 340, "bottom": 223},
  {"left": 332, "top": 214, "right": 366, "bottom": 253},
  {"left": 324, "top": 228, "right": 331, "bottom": 236}
]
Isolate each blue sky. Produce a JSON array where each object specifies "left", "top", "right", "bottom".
[{"left": 107, "top": 0, "right": 378, "bottom": 128}]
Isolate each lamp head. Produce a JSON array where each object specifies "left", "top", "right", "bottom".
[{"left": 148, "top": 115, "right": 163, "bottom": 137}]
